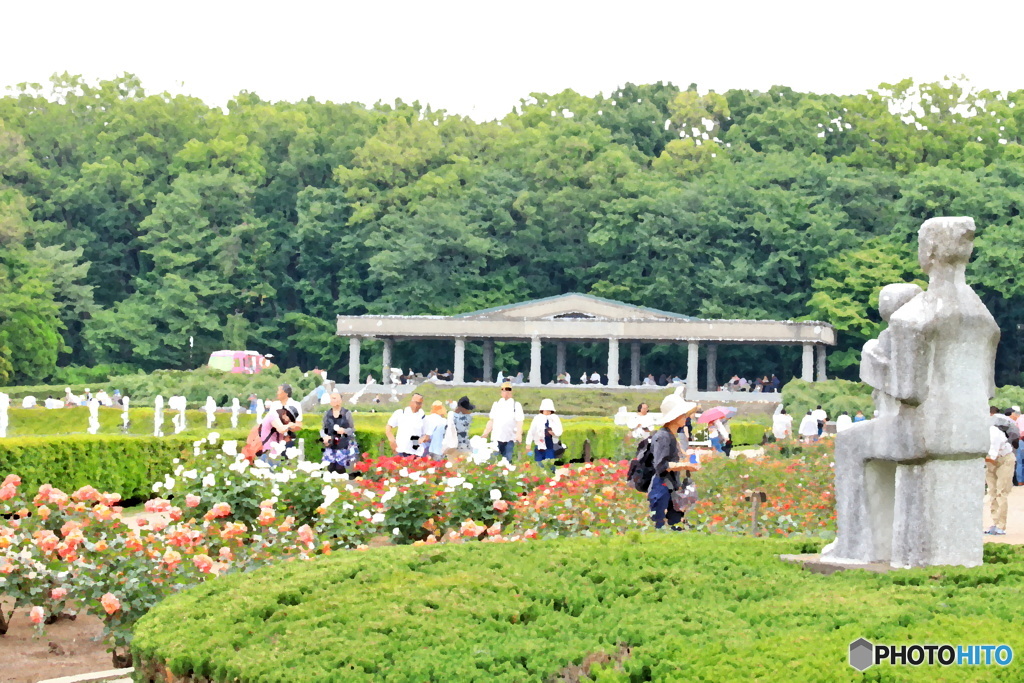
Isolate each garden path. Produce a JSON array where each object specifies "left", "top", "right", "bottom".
[{"left": 983, "top": 485, "right": 1024, "bottom": 545}]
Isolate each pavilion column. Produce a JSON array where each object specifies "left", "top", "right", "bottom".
[
  {"left": 483, "top": 340, "right": 494, "bottom": 383},
  {"left": 454, "top": 338, "right": 466, "bottom": 384},
  {"left": 705, "top": 344, "right": 717, "bottom": 391},
  {"left": 556, "top": 342, "right": 566, "bottom": 378},
  {"left": 607, "top": 337, "right": 620, "bottom": 387},
  {"left": 686, "top": 342, "right": 699, "bottom": 397},
  {"left": 382, "top": 338, "right": 394, "bottom": 384},
  {"left": 801, "top": 343, "right": 814, "bottom": 382},
  {"left": 529, "top": 337, "right": 542, "bottom": 385},
  {"left": 348, "top": 337, "right": 361, "bottom": 386},
  {"left": 816, "top": 345, "right": 827, "bottom": 382},
  {"left": 630, "top": 342, "right": 641, "bottom": 386}
]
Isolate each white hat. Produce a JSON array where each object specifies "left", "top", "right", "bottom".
[
  {"left": 539, "top": 398, "right": 556, "bottom": 413},
  {"left": 658, "top": 394, "right": 698, "bottom": 425},
  {"left": 1014, "top": 406, "right": 1021, "bottom": 413}
]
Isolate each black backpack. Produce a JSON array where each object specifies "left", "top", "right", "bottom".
[{"left": 626, "top": 437, "right": 655, "bottom": 492}]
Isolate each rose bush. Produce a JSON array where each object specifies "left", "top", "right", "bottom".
[{"left": 2, "top": 436, "right": 838, "bottom": 664}]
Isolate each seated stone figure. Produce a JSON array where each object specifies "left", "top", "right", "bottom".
[{"left": 822, "top": 217, "right": 999, "bottom": 568}]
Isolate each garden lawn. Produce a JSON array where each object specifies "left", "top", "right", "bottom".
[{"left": 131, "top": 534, "right": 1024, "bottom": 682}]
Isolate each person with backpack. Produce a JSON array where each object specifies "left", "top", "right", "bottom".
[
  {"left": 242, "top": 406, "right": 298, "bottom": 465},
  {"left": 647, "top": 394, "right": 699, "bottom": 530},
  {"left": 321, "top": 391, "right": 358, "bottom": 474}
]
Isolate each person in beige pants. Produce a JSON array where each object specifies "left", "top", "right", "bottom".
[{"left": 986, "top": 425, "right": 1015, "bottom": 535}]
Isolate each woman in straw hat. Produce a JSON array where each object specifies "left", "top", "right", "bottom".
[
  {"left": 526, "top": 398, "right": 563, "bottom": 466},
  {"left": 648, "top": 394, "right": 700, "bottom": 530}
]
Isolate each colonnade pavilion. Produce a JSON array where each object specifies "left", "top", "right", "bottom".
[{"left": 336, "top": 294, "right": 835, "bottom": 401}]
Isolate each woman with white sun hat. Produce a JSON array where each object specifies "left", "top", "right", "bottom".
[
  {"left": 648, "top": 394, "right": 700, "bottom": 530},
  {"left": 526, "top": 398, "right": 564, "bottom": 466}
]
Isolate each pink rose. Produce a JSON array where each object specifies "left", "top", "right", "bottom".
[
  {"left": 193, "top": 554, "right": 214, "bottom": 573},
  {"left": 100, "top": 593, "right": 121, "bottom": 615},
  {"left": 257, "top": 509, "right": 276, "bottom": 527},
  {"left": 162, "top": 549, "right": 182, "bottom": 571},
  {"left": 144, "top": 498, "right": 171, "bottom": 514},
  {"left": 203, "top": 502, "right": 231, "bottom": 521},
  {"left": 1, "top": 474, "right": 21, "bottom": 488},
  {"left": 492, "top": 499, "right": 509, "bottom": 513},
  {"left": 99, "top": 492, "right": 121, "bottom": 506},
  {"left": 297, "top": 524, "right": 315, "bottom": 546},
  {"left": 185, "top": 494, "right": 201, "bottom": 508},
  {"left": 29, "top": 606, "right": 44, "bottom": 625},
  {"left": 51, "top": 587, "right": 68, "bottom": 601},
  {"left": 72, "top": 485, "right": 100, "bottom": 503},
  {"left": 0, "top": 484, "right": 16, "bottom": 501}
]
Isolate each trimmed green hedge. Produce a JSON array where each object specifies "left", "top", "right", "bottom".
[
  {"left": 0, "top": 435, "right": 204, "bottom": 500},
  {"left": 131, "top": 535, "right": 1024, "bottom": 682},
  {"left": 297, "top": 417, "right": 630, "bottom": 462}
]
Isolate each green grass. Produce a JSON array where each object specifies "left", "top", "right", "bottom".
[{"left": 131, "top": 535, "right": 1024, "bottom": 682}]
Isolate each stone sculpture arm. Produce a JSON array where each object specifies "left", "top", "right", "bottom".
[
  {"left": 858, "top": 338, "right": 889, "bottom": 392},
  {"left": 882, "top": 316, "right": 928, "bottom": 405}
]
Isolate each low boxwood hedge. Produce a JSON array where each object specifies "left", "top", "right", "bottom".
[
  {"left": 130, "top": 535, "right": 1024, "bottom": 682},
  {"left": 0, "top": 435, "right": 204, "bottom": 500}
]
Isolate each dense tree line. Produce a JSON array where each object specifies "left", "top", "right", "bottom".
[{"left": 1, "top": 74, "right": 1023, "bottom": 385}]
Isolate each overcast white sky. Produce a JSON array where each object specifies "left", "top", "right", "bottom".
[{"left": 4, "top": 0, "right": 1023, "bottom": 121}]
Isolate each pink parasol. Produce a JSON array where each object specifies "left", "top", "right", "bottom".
[{"left": 697, "top": 406, "right": 737, "bottom": 424}]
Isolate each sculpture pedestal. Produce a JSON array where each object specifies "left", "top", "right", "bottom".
[
  {"left": 890, "top": 458, "right": 985, "bottom": 568},
  {"left": 779, "top": 553, "right": 893, "bottom": 576}
]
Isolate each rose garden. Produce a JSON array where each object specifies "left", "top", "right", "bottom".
[{"left": 3, "top": 404, "right": 1023, "bottom": 681}]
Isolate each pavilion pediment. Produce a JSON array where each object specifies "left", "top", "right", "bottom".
[{"left": 455, "top": 293, "right": 690, "bottom": 322}]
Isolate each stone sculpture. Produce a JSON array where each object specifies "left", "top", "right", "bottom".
[
  {"left": 255, "top": 398, "right": 265, "bottom": 427},
  {"left": 230, "top": 398, "right": 241, "bottom": 429},
  {"left": 121, "top": 396, "right": 130, "bottom": 433},
  {"left": 822, "top": 217, "right": 999, "bottom": 568}
]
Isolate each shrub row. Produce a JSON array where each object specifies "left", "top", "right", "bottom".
[
  {"left": 131, "top": 534, "right": 1024, "bottom": 682},
  {"left": 0, "top": 435, "right": 203, "bottom": 501},
  {"left": 0, "top": 416, "right": 766, "bottom": 500},
  {"left": 780, "top": 378, "right": 875, "bottom": 420}
]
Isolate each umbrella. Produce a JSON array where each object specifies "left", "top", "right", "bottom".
[{"left": 697, "top": 406, "right": 737, "bottom": 424}]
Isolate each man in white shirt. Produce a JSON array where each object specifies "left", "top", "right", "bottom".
[
  {"left": 628, "top": 402, "right": 654, "bottom": 440},
  {"left": 835, "top": 411, "right": 853, "bottom": 433},
  {"left": 386, "top": 393, "right": 426, "bottom": 456},
  {"left": 811, "top": 405, "right": 828, "bottom": 437},
  {"left": 798, "top": 410, "right": 819, "bottom": 443},
  {"left": 481, "top": 383, "right": 524, "bottom": 461},
  {"left": 772, "top": 408, "right": 793, "bottom": 440}
]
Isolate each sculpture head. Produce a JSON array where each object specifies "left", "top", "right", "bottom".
[
  {"left": 918, "top": 217, "right": 976, "bottom": 274},
  {"left": 878, "top": 283, "right": 923, "bottom": 321}
]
